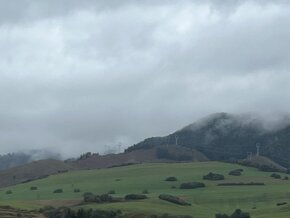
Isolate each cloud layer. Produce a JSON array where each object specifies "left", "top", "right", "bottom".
[{"left": 0, "top": 0, "right": 290, "bottom": 157}]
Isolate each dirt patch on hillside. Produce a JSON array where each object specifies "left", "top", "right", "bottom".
[
  {"left": 35, "top": 199, "right": 82, "bottom": 208},
  {"left": 73, "top": 145, "right": 208, "bottom": 169},
  {"left": 0, "top": 159, "right": 74, "bottom": 188}
]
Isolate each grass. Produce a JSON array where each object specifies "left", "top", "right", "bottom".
[{"left": 0, "top": 161, "right": 290, "bottom": 217}]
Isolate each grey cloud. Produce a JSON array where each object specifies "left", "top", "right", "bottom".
[{"left": 0, "top": 0, "right": 289, "bottom": 157}]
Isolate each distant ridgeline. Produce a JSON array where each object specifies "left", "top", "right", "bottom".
[
  {"left": 0, "top": 150, "right": 61, "bottom": 170},
  {"left": 0, "top": 153, "right": 31, "bottom": 170},
  {"left": 126, "top": 113, "right": 290, "bottom": 167}
]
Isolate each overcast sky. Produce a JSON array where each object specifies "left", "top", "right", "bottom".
[{"left": 0, "top": 0, "right": 289, "bottom": 157}]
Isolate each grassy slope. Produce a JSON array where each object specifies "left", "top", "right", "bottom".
[{"left": 0, "top": 162, "right": 290, "bottom": 218}]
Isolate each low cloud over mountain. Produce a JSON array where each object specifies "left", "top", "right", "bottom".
[{"left": 0, "top": 1, "right": 290, "bottom": 156}]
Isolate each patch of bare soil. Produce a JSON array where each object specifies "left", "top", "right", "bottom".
[{"left": 35, "top": 199, "right": 82, "bottom": 208}]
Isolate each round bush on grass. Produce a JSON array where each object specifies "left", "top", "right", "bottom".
[
  {"left": 53, "top": 189, "right": 63, "bottom": 193},
  {"left": 74, "top": 188, "right": 80, "bottom": 193},
  {"left": 30, "top": 186, "right": 38, "bottom": 191},
  {"left": 203, "top": 172, "right": 225, "bottom": 180},
  {"left": 5, "top": 190, "right": 12, "bottom": 195},
  {"left": 107, "top": 190, "right": 116, "bottom": 194},
  {"left": 165, "top": 176, "right": 178, "bottom": 182},
  {"left": 229, "top": 170, "right": 242, "bottom": 176}
]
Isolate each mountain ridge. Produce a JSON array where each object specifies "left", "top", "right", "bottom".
[{"left": 126, "top": 112, "right": 290, "bottom": 167}]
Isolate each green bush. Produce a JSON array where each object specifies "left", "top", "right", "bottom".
[
  {"left": 203, "top": 172, "right": 225, "bottom": 180},
  {"left": 259, "top": 165, "right": 278, "bottom": 172},
  {"left": 83, "top": 192, "right": 123, "bottom": 204},
  {"left": 180, "top": 182, "right": 205, "bottom": 189},
  {"left": 5, "top": 190, "right": 12, "bottom": 195},
  {"left": 44, "top": 207, "right": 122, "bottom": 218},
  {"left": 142, "top": 189, "right": 149, "bottom": 194},
  {"left": 100, "top": 194, "right": 114, "bottom": 202},
  {"left": 108, "top": 190, "right": 116, "bottom": 194},
  {"left": 74, "top": 188, "right": 80, "bottom": 193},
  {"left": 159, "top": 194, "right": 191, "bottom": 206},
  {"left": 270, "top": 173, "right": 281, "bottom": 179},
  {"left": 229, "top": 170, "right": 242, "bottom": 176},
  {"left": 30, "top": 186, "right": 38, "bottom": 191},
  {"left": 217, "top": 182, "right": 264, "bottom": 186},
  {"left": 125, "top": 194, "right": 147, "bottom": 200},
  {"left": 83, "top": 192, "right": 95, "bottom": 202},
  {"left": 165, "top": 176, "right": 178, "bottom": 182},
  {"left": 53, "top": 189, "right": 63, "bottom": 193},
  {"left": 230, "top": 209, "right": 250, "bottom": 218},
  {"left": 216, "top": 209, "right": 250, "bottom": 218}
]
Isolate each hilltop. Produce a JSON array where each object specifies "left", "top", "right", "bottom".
[{"left": 126, "top": 113, "right": 290, "bottom": 167}]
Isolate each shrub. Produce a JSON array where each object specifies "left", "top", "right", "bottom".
[
  {"left": 230, "top": 209, "right": 250, "bottom": 218},
  {"left": 30, "top": 186, "right": 38, "bottom": 191},
  {"left": 83, "top": 192, "right": 95, "bottom": 202},
  {"left": 5, "top": 190, "right": 12, "bottom": 195},
  {"left": 142, "top": 189, "right": 149, "bottom": 194},
  {"left": 125, "top": 194, "right": 147, "bottom": 200},
  {"left": 180, "top": 182, "right": 205, "bottom": 189},
  {"left": 53, "top": 189, "right": 63, "bottom": 193},
  {"left": 108, "top": 190, "right": 116, "bottom": 194},
  {"left": 217, "top": 182, "right": 264, "bottom": 186},
  {"left": 83, "top": 193, "right": 122, "bottom": 203},
  {"left": 216, "top": 209, "right": 250, "bottom": 218},
  {"left": 44, "top": 207, "right": 122, "bottom": 218},
  {"left": 283, "top": 176, "right": 289, "bottom": 180},
  {"left": 270, "top": 173, "right": 281, "bottom": 179},
  {"left": 203, "top": 172, "right": 224, "bottom": 180},
  {"left": 229, "top": 170, "right": 242, "bottom": 176},
  {"left": 159, "top": 194, "right": 191, "bottom": 206},
  {"left": 74, "top": 188, "right": 80, "bottom": 193},
  {"left": 277, "top": 202, "right": 287, "bottom": 206},
  {"left": 100, "top": 194, "right": 114, "bottom": 202},
  {"left": 165, "top": 177, "right": 178, "bottom": 182},
  {"left": 259, "top": 165, "right": 278, "bottom": 172}
]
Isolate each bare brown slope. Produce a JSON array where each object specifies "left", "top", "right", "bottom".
[
  {"left": 73, "top": 145, "right": 208, "bottom": 169},
  {"left": 0, "top": 159, "right": 74, "bottom": 188},
  {"left": 0, "top": 146, "right": 208, "bottom": 188},
  {"left": 0, "top": 206, "right": 44, "bottom": 218}
]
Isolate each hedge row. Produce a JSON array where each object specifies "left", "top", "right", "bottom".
[{"left": 159, "top": 194, "right": 191, "bottom": 206}]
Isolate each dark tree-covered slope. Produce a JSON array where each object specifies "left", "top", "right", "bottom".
[{"left": 126, "top": 113, "right": 290, "bottom": 167}]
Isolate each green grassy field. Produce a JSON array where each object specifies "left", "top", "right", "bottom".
[{"left": 0, "top": 161, "right": 290, "bottom": 218}]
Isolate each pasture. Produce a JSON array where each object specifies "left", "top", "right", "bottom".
[{"left": 0, "top": 162, "right": 290, "bottom": 218}]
